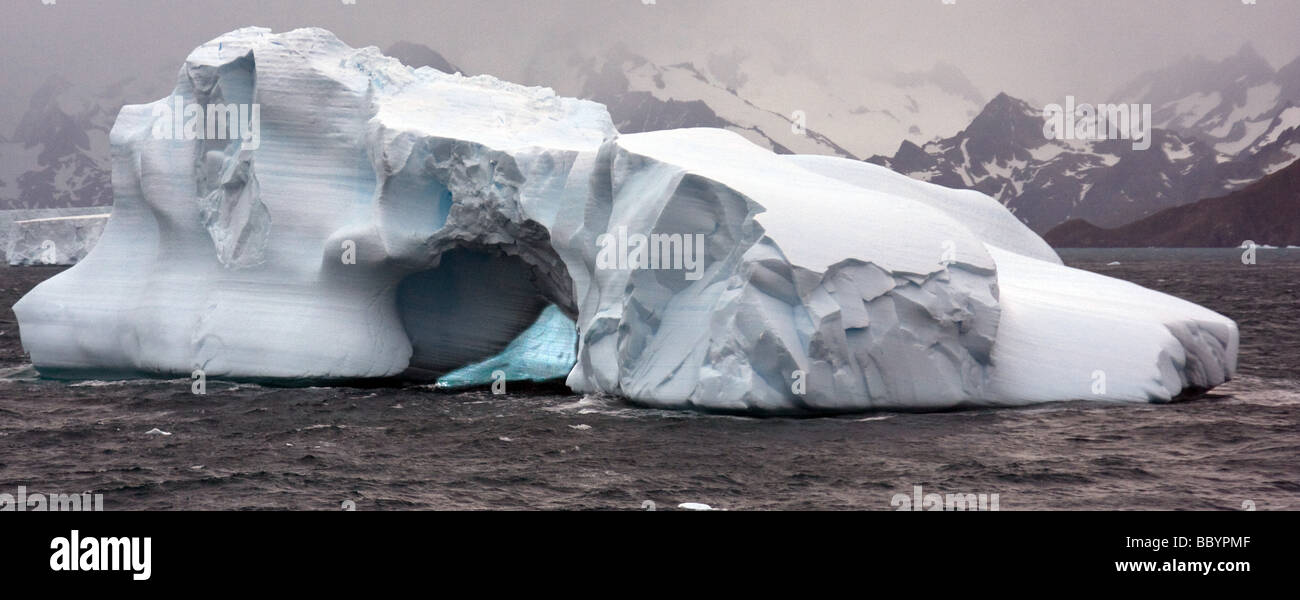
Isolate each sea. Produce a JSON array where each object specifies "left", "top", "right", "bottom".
[{"left": 1, "top": 248, "right": 1296, "bottom": 510}]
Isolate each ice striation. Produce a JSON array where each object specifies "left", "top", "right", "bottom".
[
  {"left": 16, "top": 27, "right": 610, "bottom": 382},
  {"left": 13, "top": 28, "right": 1238, "bottom": 412}
]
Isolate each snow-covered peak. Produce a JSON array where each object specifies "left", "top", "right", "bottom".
[
  {"left": 1111, "top": 46, "right": 1300, "bottom": 164},
  {"left": 869, "top": 90, "right": 1292, "bottom": 233}
]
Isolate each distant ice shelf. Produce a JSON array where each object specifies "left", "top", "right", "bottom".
[
  {"left": 1, "top": 208, "right": 110, "bottom": 264},
  {"left": 6, "top": 213, "right": 111, "bottom": 266},
  {"left": 13, "top": 27, "right": 1239, "bottom": 412}
]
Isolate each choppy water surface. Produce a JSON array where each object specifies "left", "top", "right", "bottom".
[{"left": 1, "top": 249, "right": 1296, "bottom": 510}]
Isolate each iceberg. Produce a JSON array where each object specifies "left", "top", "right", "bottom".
[
  {"left": 776, "top": 156, "right": 1237, "bottom": 403},
  {"left": 556, "top": 128, "right": 1003, "bottom": 411},
  {"left": 13, "top": 27, "right": 1238, "bottom": 412},
  {"left": 784, "top": 156, "right": 1060, "bottom": 264},
  {"left": 5, "top": 213, "right": 111, "bottom": 266},
  {"left": 16, "top": 27, "right": 612, "bottom": 382}
]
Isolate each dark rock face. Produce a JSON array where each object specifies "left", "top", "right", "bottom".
[
  {"left": 1044, "top": 159, "right": 1300, "bottom": 248},
  {"left": 1, "top": 77, "right": 115, "bottom": 210},
  {"left": 385, "top": 42, "right": 462, "bottom": 75}
]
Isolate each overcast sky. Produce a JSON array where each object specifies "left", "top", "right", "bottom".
[{"left": 3, "top": 0, "right": 1299, "bottom": 119}]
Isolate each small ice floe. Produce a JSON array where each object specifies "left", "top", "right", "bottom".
[
  {"left": 678, "top": 502, "right": 714, "bottom": 511},
  {"left": 569, "top": 424, "right": 592, "bottom": 430},
  {"left": 1107, "top": 261, "right": 1122, "bottom": 265},
  {"left": 498, "top": 436, "right": 514, "bottom": 442},
  {"left": 0, "top": 365, "right": 40, "bottom": 382},
  {"left": 144, "top": 428, "right": 172, "bottom": 436}
]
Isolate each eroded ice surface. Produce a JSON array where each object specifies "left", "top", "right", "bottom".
[
  {"left": 16, "top": 27, "right": 611, "bottom": 381},
  {"left": 436, "top": 305, "right": 577, "bottom": 389},
  {"left": 556, "top": 128, "right": 1002, "bottom": 411},
  {"left": 13, "top": 27, "right": 1238, "bottom": 412}
]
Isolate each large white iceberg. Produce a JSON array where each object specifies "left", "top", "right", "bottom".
[{"left": 13, "top": 28, "right": 1237, "bottom": 412}]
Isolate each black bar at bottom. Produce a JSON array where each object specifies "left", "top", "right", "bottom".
[{"left": 1, "top": 511, "right": 1289, "bottom": 589}]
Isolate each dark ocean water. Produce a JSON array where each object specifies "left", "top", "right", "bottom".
[{"left": 1, "top": 249, "right": 1297, "bottom": 510}]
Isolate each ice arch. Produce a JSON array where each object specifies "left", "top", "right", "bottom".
[
  {"left": 397, "top": 250, "right": 559, "bottom": 379},
  {"left": 13, "top": 28, "right": 1238, "bottom": 413}
]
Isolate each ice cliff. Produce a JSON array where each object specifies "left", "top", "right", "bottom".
[{"left": 13, "top": 28, "right": 1238, "bottom": 412}]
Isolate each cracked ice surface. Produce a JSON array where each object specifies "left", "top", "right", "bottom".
[
  {"left": 556, "top": 128, "right": 1003, "bottom": 411},
  {"left": 14, "top": 27, "right": 1238, "bottom": 412}
]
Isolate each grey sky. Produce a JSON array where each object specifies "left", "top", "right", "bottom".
[{"left": 3, "top": 0, "right": 1299, "bottom": 116}]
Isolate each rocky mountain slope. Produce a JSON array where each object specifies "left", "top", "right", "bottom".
[{"left": 1044, "top": 158, "right": 1300, "bottom": 248}]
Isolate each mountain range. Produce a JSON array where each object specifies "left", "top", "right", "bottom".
[
  {"left": 1115, "top": 44, "right": 1300, "bottom": 162},
  {"left": 1044, "top": 158, "right": 1300, "bottom": 248},
  {"left": 0, "top": 66, "right": 172, "bottom": 210},
  {"left": 0, "top": 77, "right": 115, "bottom": 210},
  {"left": 865, "top": 92, "right": 1300, "bottom": 233},
  {"left": 516, "top": 43, "right": 986, "bottom": 159},
  {"left": 864, "top": 46, "right": 1300, "bottom": 233}
]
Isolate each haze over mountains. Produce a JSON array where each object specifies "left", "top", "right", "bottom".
[
  {"left": 2, "top": 38, "right": 1297, "bottom": 245},
  {"left": 1116, "top": 43, "right": 1300, "bottom": 162},
  {"left": 868, "top": 45, "right": 1300, "bottom": 233},
  {"left": 0, "top": 67, "right": 173, "bottom": 210},
  {"left": 0, "top": 77, "right": 114, "bottom": 210},
  {"left": 514, "top": 42, "right": 987, "bottom": 159}
]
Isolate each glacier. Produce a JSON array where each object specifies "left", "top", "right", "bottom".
[{"left": 12, "top": 27, "right": 1238, "bottom": 412}]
